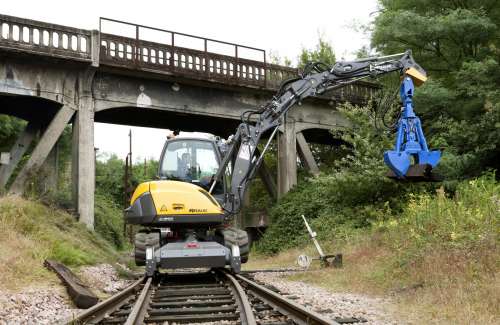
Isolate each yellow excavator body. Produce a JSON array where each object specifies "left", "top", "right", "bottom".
[
  {"left": 125, "top": 179, "right": 225, "bottom": 227},
  {"left": 130, "top": 180, "right": 222, "bottom": 216}
]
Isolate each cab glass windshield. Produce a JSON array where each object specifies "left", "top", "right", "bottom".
[{"left": 159, "top": 140, "right": 219, "bottom": 188}]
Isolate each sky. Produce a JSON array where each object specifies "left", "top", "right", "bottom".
[{"left": 3, "top": 0, "right": 378, "bottom": 161}]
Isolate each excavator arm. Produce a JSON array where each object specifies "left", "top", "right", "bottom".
[{"left": 211, "top": 50, "right": 440, "bottom": 217}]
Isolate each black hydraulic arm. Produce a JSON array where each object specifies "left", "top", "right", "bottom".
[{"left": 211, "top": 50, "right": 425, "bottom": 217}]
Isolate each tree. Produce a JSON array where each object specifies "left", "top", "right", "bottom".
[
  {"left": 371, "top": 0, "right": 500, "bottom": 178},
  {"left": 298, "top": 36, "right": 336, "bottom": 68},
  {"left": 0, "top": 115, "right": 25, "bottom": 151}
]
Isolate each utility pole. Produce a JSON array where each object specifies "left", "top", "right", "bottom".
[
  {"left": 124, "top": 129, "right": 134, "bottom": 242},
  {"left": 129, "top": 129, "right": 132, "bottom": 170}
]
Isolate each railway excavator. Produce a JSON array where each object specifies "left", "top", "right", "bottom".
[{"left": 124, "top": 50, "right": 442, "bottom": 276}]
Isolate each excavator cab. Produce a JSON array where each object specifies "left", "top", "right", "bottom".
[
  {"left": 158, "top": 138, "right": 225, "bottom": 196},
  {"left": 124, "top": 136, "right": 249, "bottom": 275}
]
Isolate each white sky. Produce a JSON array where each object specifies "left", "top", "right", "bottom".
[{"left": 3, "top": 0, "right": 378, "bottom": 161}]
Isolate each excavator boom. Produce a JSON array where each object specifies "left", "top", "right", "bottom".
[{"left": 212, "top": 50, "right": 441, "bottom": 217}]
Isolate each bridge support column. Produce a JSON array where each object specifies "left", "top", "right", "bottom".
[
  {"left": 10, "top": 106, "right": 75, "bottom": 195},
  {"left": 0, "top": 122, "right": 39, "bottom": 190},
  {"left": 39, "top": 141, "right": 59, "bottom": 194},
  {"left": 258, "top": 161, "right": 277, "bottom": 201},
  {"left": 277, "top": 119, "right": 297, "bottom": 198},
  {"left": 72, "top": 95, "right": 95, "bottom": 230},
  {"left": 296, "top": 132, "right": 320, "bottom": 176}
]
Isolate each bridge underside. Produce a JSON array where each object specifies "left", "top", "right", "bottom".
[{"left": 0, "top": 13, "right": 375, "bottom": 229}]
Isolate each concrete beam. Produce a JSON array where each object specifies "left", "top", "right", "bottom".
[
  {"left": 277, "top": 119, "right": 297, "bottom": 198},
  {"left": 39, "top": 141, "right": 59, "bottom": 194},
  {"left": 296, "top": 131, "right": 320, "bottom": 176},
  {"left": 0, "top": 122, "right": 39, "bottom": 189},
  {"left": 257, "top": 160, "right": 277, "bottom": 201},
  {"left": 9, "top": 106, "right": 75, "bottom": 195}
]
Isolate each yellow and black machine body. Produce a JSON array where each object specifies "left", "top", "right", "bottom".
[
  {"left": 125, "top": 137, "right": 249, "bottom": 275},
  {"left": 125, "top": 50, "right": 439, "bottom": 276}
]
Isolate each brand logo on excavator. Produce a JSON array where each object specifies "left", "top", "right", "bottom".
[{"left": 189, "top": 208, "right": 208, "bottom": 213}]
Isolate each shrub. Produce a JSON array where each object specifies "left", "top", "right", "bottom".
[{"left": 94, "top": 192, "right": 126, "bottom": 249}]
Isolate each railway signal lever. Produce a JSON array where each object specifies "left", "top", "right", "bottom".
[{"left": 298, "top": 215, "right": 342, "bottom": 269}]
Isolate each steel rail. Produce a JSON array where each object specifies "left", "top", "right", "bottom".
[
  {"left": 235, "top": 273, "right": 337, "bottom": 325},
  {"left": 124, "top": 277, "right": 152, "bottom": 325},
  {"left": 67, "top": 276, "right": 145, "bottom": 324},
  {"left": 219, "top": 270, "right": 256, "bottom": 325}
]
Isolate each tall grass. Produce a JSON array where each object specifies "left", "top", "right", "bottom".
[
  {"left": 248, "top": 176, "right": 499, "bottom": 324},
  {"left": 0, "top": 196, "right": 121, "bottom": 290}
]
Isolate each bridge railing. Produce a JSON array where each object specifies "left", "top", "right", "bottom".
[
  {"left": 100, "top": 33, "right": 270, "bottom": 88},
  {"left": 0, "top": 14, "right": 379, "bottom": 102},
  {"left": 0, "top": 14, "right": 91, "bottom": 61}
]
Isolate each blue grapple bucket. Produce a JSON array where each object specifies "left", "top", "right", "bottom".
[{"left": 384, "top": 71, "right": 442, "bottom": 182}]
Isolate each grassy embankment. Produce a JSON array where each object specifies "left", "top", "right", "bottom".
[
  {"left": 0, "top": 196, "right": 129, "bottom": 291},
  {"left": 246, "top": 177, "right": 499, "bottom": 324}
]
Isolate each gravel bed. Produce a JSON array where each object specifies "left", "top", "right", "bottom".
[
  {"left": 253, "top": 271, "right": 405, "bottom": 325},
  {"left": 79, "top": 263, "right": 132, "bottom": 294},
  {"left": 0, "top": 286, "right": 78, "bottom": 324},
  {"left": 0, "top": 264, "right": 132, "bottom": 324}
]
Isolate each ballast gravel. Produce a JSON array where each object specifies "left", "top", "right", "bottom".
[
  {"left": 79, "top": 263, "right": 132, "bottom": 294},
  {"left": 0, "top": 264, "right": 132, "bottom": 325},
  {"left": 0, "top": 286, "right": 78, "bottom": 325},
  {"left": 252, "top": 271, "right": 405, "bottom": 325}
]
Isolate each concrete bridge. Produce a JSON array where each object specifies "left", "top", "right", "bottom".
[{"left": 0, "top": 14, "right": 378, "bottom": 229}]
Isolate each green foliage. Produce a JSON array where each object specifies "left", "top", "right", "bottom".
[
  {"left": 0, "top": 115, "right": 25, "bottom": 151},
  {"left": 256, "top": 104, "right": 428, "bottom": 254},
  {"left": 50, "top": 240, "right": 96, "bottom": 266},
  {"left": 298, "top": 36, "right": 336, "bottom": 68},
  {"left": 0, "top": 196, "right": 120, "bottom": 270},
  {"left": 375, "top": 174, "right": 499, "bottom": 251},
  {"left": 95, "top": 154, "right": 127, "bottom": 205},
  {"left": 372, "top": 0, "right": 500, "bottom": 176},
  {"left": 95, "top": 154, "right": 159, "bottom": 207},
  {"left": 94, "top": 192, "right": 126, "bottom": 249}
]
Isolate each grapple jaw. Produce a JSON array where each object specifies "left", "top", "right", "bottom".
[
  {"left": 386, "top": 164, "right": 443, "bottom": 182},
  {"left": 384, "top": 151, "right": 443, "bottom": 182}
]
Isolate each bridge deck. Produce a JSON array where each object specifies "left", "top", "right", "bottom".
[{"left": 0, "top": 14, "right": 378, "bottom": 103}]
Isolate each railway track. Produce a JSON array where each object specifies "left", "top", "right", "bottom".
[{"left": 68, "top": 269, "right": 335, "bottom": 325}]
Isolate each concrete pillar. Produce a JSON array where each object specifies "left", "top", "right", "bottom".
[
  {"left": 73, "top": 95, "right": 95, "bottom": 230},
  {"left": 10, "top": 106, "right": 75, "bottom": 194},
  {"left": 71, "top": 119, "right": 79, "bottom": 208},
  {"left": 0, "top": 122, "right": 39, "bottom": 189},
  {"left": 39, "top": 141, "right": 59, "bottom": 194},
  {"left": 296, "top": 131, "right": 320, "bottom": 176},
  {"left": 277, "top": 118, "right": 297, "bottom": 198}
]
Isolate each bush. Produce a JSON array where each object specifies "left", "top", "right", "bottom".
[
  {"left": 256, "top": 104, "right": 429, "bottom": 254},
  {"left": 376, "top": 174, "right": 499, "bottom": 252},
  {"left": 94, "top": 192, "right": 126, "bottom": 249}
]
